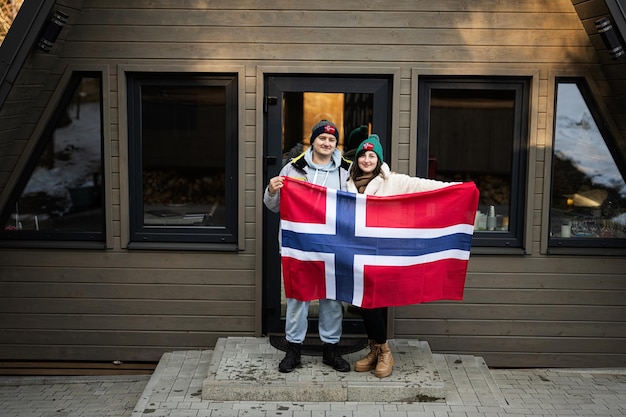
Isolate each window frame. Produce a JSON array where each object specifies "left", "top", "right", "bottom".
[
  {"left": 126, "top": 72, "right": 239, "bottom": 248},
  {"left": 0, "top": 71, "right": 106, "bottom": 247},
  {"left": 417, "top": 76, "right": 530, "bottom": 250},
  {"left": 548, "top": 76, "right": 626, "bottom": 251}
]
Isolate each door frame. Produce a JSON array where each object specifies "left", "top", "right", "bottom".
[{"left": 261, "top": 73, "right": 394, "bottom": 336}]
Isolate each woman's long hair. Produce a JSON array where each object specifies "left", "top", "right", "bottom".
[{"left": 349, "top": 150, "right": 382, "bottom": 183}]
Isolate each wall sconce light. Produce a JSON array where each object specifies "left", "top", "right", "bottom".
[
  {"left": 595, "top": 17, "right": 625, "bottom": 60},
  {"left": 37, "top": 10, "right": 69, "bottom": 52}
]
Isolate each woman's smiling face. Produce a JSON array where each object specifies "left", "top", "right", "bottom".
[{"left": 357, "top": 150, "right": 379, "bottom": 173}]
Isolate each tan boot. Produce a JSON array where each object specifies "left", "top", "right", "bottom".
[
  {"left": 354, "top": 340, "right": 379, "bottom": 372},
  {"left": 374, "top": 342, "right": 394, "bottom": 378}
]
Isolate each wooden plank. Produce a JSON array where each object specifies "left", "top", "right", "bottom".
[
  {"left": 0, "top": 338, "right": 222, "bottom": 361},
  {"left": 68, "top": 26, "right": 592, "bottom": 47},
  {"left": 0, "top": 282, "right": 256, "bottom": 300},
  {"left": 395, "top": 304, "right": 626, "bottom": 321},
  {"left": 0, "top": 100, "right": 38, "bottom": 116},
  {"left": 605, "top": 97, "right": 626, "bottom": 117},
  {"left": 0, "top": 330, "right": 248, "bottom": 347},
  {"left": 467, "top": 256, "right": 626, "bottom": 274},
  {"left": 60, "top": 43, "right": 598, "bottom": 64},
  {"left": 572, "top": 0, "right": 609, "bottom": 20},
  {"left": 85, "top": 0, "right": 576, "bottom": 13},
  {"left": 0, "top": 314, "right": 255, "bottom": 332},
  {"left": 0, "top": 156, "right": 18, "bottom": 171},
  {"left": 4, "top": 85, "right": 42, "bottom": 101},
  {"left": 12, "top": 68, "right": 52, "bottom": 85},
  {"left": 0, "top": 114, "right": 28, "bottom": 130},
  {"left": 603, "top": 63, "right": 626, "bottom": 80},
  {"left": 0, "top": 266, "right": 255, "bottom": 285},
  {"left": 0, "top": 299, "right": 254, "bottom": 315},
  {"left": 0, "top": 251, "right": 256, "bottom": 269},
  {"left": 460, "top": 288, "right": 626, "bottom": 305},
  {"left": 465, "top": 273, "right": 626, "bottom": 289},
  {"left": 0, "top": 129, "right": 22, "bottom": 145},
  {"left": 395, "top": 319, "right": 626, "bottom": 337},
  {"left": 422, "top": 335, "right": 626, "bottom": 353},
  {"left": 76, "top": 9, "right": 583, "bottom": 30},
  {"left": 608, "top": 79, "right": 626, "bottom": 92},
  {"left": 0, "top": 266, "right": 255, "bottom": 286}
]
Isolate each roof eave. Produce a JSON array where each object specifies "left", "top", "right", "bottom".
[
  {"left": 0, "top": 0, "right": 58, "bottom": 108},
  {"left": 604, "top": 0, "right": 626, "bottom": 42}
]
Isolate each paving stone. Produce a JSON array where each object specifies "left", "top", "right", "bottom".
[{"left": 1, "top": 338, "right": 626, "bottom": 417}]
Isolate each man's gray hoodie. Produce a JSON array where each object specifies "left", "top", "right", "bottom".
[{"left": 263, "top": 147, "right": 352, "bottom": 213}]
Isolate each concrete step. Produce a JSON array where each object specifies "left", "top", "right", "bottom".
[{"left": 202, "top": 337, "right": 445, "bottom": 402}]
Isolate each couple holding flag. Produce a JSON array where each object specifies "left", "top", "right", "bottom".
[{"left": 263, "top": 120, "right": 479, "bottom": 378}]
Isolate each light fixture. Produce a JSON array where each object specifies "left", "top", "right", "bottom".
[
  {"left": 37, "top": 10, "right": 69, "bottom": 52},
  {"left": 595, "top": 17, "right": 625, "bottom": 60}
]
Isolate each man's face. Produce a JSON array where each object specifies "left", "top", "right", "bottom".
[{"left": 311, "top": 133, "right": 337, "bottom": 158}]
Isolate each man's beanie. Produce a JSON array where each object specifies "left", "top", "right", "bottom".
[
  {"left": 356, "top": 134, "right": 384, "bottom": 162},
  {"left": 310, "top": 120, "right": 339, "bottom": 144}
]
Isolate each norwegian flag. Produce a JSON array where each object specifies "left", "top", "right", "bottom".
[{"left": 280, "top": 177, "right": 479, "bottom": 308}]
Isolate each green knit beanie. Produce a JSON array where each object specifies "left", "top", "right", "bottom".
[{"left": 355, "top": 134, "right": 384, "bottom": 163}]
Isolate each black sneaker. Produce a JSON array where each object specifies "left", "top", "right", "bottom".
[
  {"left": 278, "top": 341, "right": 302, "bottom": 373},
  {"left": 322, "top": 342, "right": 351, "bottom": 372}
]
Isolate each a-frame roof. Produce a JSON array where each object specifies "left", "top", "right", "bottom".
[{"left": 0, "top": 0, "right": 57, "bottom": 109}]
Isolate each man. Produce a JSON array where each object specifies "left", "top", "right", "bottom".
[{"left": 263, "top": 119, "right": 352, "bottom": 373}]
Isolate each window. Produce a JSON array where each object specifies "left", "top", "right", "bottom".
[
  {"left": 417, "top": 77, "right": 529, "bottom": 249},
  {"left": 127, "top": 73, "right": 238, "bottom": 247},
  {"left": 0, "top": 73, "right": 105, "bottom": 245},
  {"left": 549, "top": 78, "right": 626, "bottom": 249}
]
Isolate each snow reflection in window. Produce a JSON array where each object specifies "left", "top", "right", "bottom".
[
  {"left": 551, "top": 81, "right": 626, "bottom": 241},
  {"left": 2, "top": 76, "right": 103, "bottom": 237}
]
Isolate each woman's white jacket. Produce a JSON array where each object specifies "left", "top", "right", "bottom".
[{"left": 346, "top": 162, "right": 458, "bottom": 196}]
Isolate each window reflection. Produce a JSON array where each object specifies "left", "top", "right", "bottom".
[
  {"left": 2, "top": 76, "right": 103, "bottom": 236},
  {"left": 551, "top": 82, "right": 626, "bottom": 240},
  {"left": 140, "top": 85, "right": 226, "bottom": 228},
  {"left": 428, "top": 88, "right": 515, "bottom": 232},
  {"left": 281, "top": 92, "right": 373, "bottom": 163}
]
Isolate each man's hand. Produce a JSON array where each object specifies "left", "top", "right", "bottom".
[{"left": 268, "top": 176, "right": 285, "bottom": 195}]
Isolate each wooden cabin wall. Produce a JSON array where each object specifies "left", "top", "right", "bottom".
[
  {"left": 396, "top": 257, "right": 626, "bottom": 367},
  {"left": 0, "top": 0, "right": 625, "bottom": 367}
]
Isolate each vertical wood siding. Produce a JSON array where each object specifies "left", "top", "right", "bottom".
[{"left": 0, "top": 0, "right": 625, "bottom": 367}]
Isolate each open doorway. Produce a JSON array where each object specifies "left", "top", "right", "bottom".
[{"left": 262, "top": 75, "right": 393, "bottom": 340}]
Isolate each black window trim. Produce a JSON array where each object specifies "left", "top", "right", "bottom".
[
  {"left": 548, "top": 76, "right": 626, "bottom": 251},
  {"left": 417, "top": 75, "right": 530, "bottom": 250},
  {"left": 126, "top": 72, "right": 238, "bottom": 248},
  {"left": 0, "top": 71, "right": 106, "bottom": 247}
]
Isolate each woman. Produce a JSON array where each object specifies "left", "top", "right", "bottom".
[{"left": 347, "top": 134, "right": 458, "bottom": 378}]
